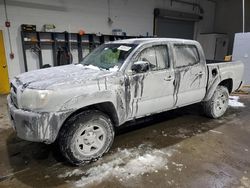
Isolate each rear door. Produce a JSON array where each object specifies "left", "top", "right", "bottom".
[{"left": 172, "top": 43, "right": 207, "bottom": 107}]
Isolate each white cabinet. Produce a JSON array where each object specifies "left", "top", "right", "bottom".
[
  {"left": 197, "top": 33, "right": 229, "bottom": 60},
  {"left": 233, "top": 33, "right": 250, "bottom": 85}
]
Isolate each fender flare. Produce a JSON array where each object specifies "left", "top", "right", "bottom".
[{"left": 203, "top": 76, "right": 221, "bottom": 101}]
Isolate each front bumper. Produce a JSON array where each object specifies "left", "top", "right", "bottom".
[{"left": 7, "top": 95, "right": 72, "bottom": 144}]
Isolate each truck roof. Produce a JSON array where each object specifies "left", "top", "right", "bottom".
[{"left": 109, "top": 38, "right": 198, "bottom": 45}]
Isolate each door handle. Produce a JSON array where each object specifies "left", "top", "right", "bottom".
[
  {"left": 196, "top": 72, "right": 204, "bottom": 76},
  {"left": 3, "top": 65, "right": 7, "bottom": 68},
  {"left": 164, "top": 76, "right": 173, "bottom": 81}
]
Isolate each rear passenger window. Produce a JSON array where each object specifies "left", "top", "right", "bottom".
[
  {"left": 137, "top": 45, "right": 169, "bottom": 71},
  {"left": 174, "top": 44, "right": 200, "bottom": 68}
]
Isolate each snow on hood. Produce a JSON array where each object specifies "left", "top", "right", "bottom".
[
  {"left": 14, "top": 64, "right": 116, "bottom": 90},
  {"left": 109, "top": 65, "right": 119, "bottom": 72}
]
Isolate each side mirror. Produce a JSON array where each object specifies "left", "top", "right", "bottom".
[{"left": 131, "top": 61, "right": 149, "bottom": 73}]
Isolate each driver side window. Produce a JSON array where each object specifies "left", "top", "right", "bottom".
[{"left": 137, "top": 45, "right": 168, "bottom": 71}]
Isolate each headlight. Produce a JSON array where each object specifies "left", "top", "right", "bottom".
[{"left": 20, "top": 89, "right": 53, "bottom": 110}]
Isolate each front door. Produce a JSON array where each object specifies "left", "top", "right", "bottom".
[
  {"left": 0, "top": 30, "right": 10, "bottom": 94},
  {"left": 126, "top": 45, "right": 175, "bottom": 118}
]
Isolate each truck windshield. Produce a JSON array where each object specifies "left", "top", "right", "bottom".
[{"left": 80, "top": 43, "right": 137, "bottom": 70}]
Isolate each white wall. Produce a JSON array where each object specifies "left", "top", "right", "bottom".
[{"left": 0, "top": 0, "right": 215, "bottom": 80}]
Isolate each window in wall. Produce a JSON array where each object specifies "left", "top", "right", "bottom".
[
  {"left": 137, "top": 45, "right": 169, "bottom": 71},
  {"left": 174, "top": 44, "right": 200, "bottom": 68}
]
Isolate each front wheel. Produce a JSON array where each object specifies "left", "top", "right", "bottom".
[
  {"left": 58, "top": 110, "right": 115, "bottom": 165},
  {"left": 203, "top": 86, "right": 229, "bottom": 118}
]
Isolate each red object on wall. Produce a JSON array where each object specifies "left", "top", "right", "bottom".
[
  {"left": 79, "top": 29, "right": 85, "bottom": 36},
  {"left": 5, "top": 21, "right": 10, "bottom": 27}
]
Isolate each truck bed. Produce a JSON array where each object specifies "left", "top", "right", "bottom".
[
  {"left": 206, "top": 60, "right": 227, "bottom": 64},
  {"left": 206, "top": 60, "right": 244, "bottom": 93}
]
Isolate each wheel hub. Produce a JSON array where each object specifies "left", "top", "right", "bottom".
[
  {"left": 83, "top": 132, "right": 96, "bottom": 145},
  {"left": 74, "top": 124, "right": 106, "bottom": 156},
  {"left": 214, "top": 91, "right": 228, "bottom": 116},
  {"left": 216, "top": 95, "right": 226, "bottom": 109}
]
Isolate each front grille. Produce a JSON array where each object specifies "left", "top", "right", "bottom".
[
  {"left": 11, "top": 83, "right": 17, "bottom": 93},
  {"left": 11, "top": 93, "right": 18, "bottom": 108},
  {"left": 10, "top": 82, "right": 18, "bottom": 108}
]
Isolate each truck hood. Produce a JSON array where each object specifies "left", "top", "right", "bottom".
[{"left": 14, "top": 64, "right": 117, "bottom": 90}]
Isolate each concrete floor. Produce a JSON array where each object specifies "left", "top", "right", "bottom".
[{"left": 0, "top": 94, "right": 250, "bottom": 188}]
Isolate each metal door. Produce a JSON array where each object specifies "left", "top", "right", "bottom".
[{"left": 156, "top": 18, "right": 195, "bottom": 39}]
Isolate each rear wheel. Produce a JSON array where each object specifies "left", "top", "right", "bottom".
[
  {"left": 203, "top": 86, "right": 229, "bottom": 118},
  {"left": 58, "top": 110, "right": 114, "bottom": 165}
]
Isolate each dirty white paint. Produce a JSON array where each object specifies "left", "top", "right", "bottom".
[
  {"left": 205, "top": 61, "right": 244, "bottom": 101},
  {"left": 7, "top": 38, "right": 244, "bottom": 144},
  {"left": 58, "top": 144, "right": 176, "bottom": 187},
  {"left": 229, "top": 96, "right": 245, "bottom": 108}
]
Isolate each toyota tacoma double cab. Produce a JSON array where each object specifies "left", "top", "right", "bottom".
[{"left": 8, "top": 38, "right": 244, "bottom": 165}]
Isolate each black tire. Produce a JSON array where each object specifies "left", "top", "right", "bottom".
[
  {"left": 203, "top": 85, "right": 229, "bottom": 118},
  {"left": 58, "top": 110, "right": 115, "bottom": 165}
]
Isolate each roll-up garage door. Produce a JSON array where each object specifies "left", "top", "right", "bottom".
[
  {"left": 156, "top": 18, "right": 195, "bottom": 39},
  {"left": 154, "top": 9, "right": 202, "bottom": 39}
]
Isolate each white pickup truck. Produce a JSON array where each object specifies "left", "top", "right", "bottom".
[{"left": 8, "top": 38, "right": 244, "bottom": 165}]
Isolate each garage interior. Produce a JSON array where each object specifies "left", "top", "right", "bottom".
[{"left": 0, "top": 0, "right": 250, "bottom": 187}]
